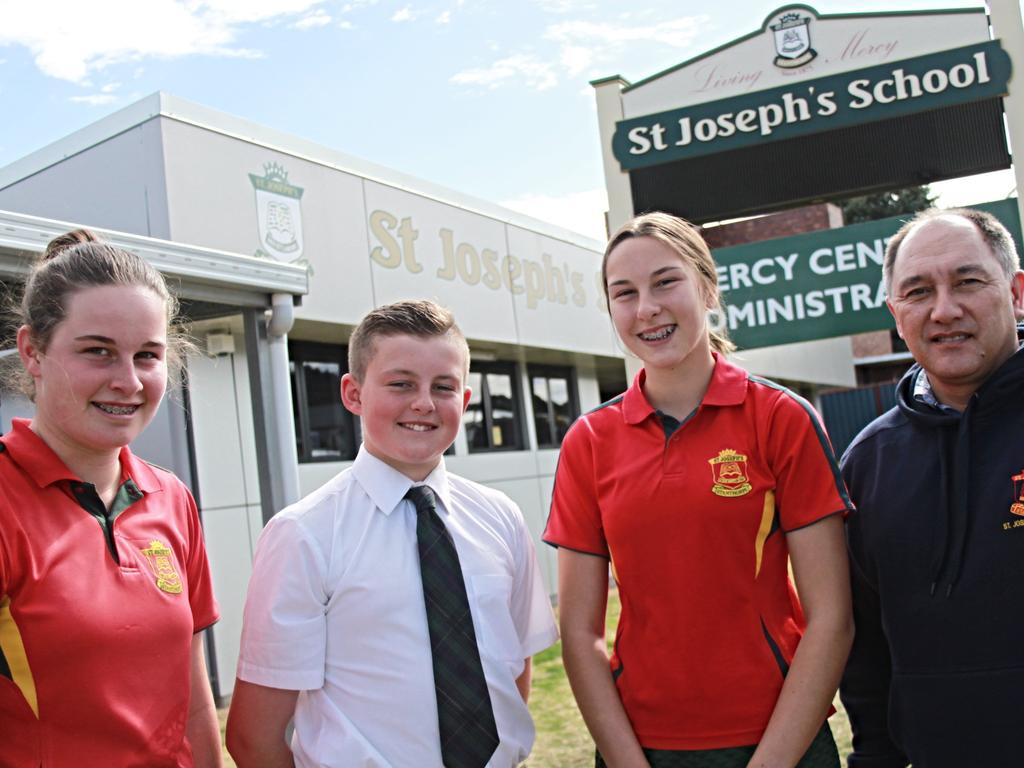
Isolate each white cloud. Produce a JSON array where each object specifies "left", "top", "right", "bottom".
[
  {"left": 560, "top": 44, "right": 591, "bottom": 76},
  {"left": 391, "top": 5, "right": 415, "bottom": 22},
  {"left": 545, "top": 16, "right": 705, "bottom": 49},
  {"left": 70, "top": 92, "right": 119, "bottom": 105},
  {"left": 451, "top": 53, "right": 557, "bottom": 91},
  {"left": 69, "top": 78, "right": 121, "bottom": 105},
  {"left": 500, "top": 188, "right": 608, "bottom": 241},
  {"left": 532, "top": 0, "right": 594, "bottom": 12},
  {"left": 292, "top": 9, "right": 332, "bottom": 28},
  {"left": 338, "top": 19, "right": 354, "bottom": 29},
  {"left": 435, "top": 10, "right": 451, "bottom": 24},
  {"left": 452, "top": 14, "right": 705, "bottom": 93},
  {"left": 0, "top": 0, "right": 324, "bottom": 83}
]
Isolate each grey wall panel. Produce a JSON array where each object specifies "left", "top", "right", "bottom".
[{"left": 0, "top": 121, "right": 170, "bottom": 238}]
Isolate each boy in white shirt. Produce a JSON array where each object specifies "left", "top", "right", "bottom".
[{"left": 226, "top": 300, "right": 558, "bottom": 768}]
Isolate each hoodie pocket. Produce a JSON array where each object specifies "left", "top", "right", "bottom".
[{"left": 889, "top": 665, "right": 1024, "bottom": 767}]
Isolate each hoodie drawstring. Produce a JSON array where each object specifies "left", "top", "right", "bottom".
[
  {"left": 926, "top": 399, "right": 975, "bottom": 598},
  {"left": 928, "top": 428, "right": 954, "bottom": 596},
  {"left": 943, "top": 401, "right": 976, "bottom": 596}
]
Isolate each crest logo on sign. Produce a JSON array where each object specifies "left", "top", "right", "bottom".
[
  {"left": 250, "top": 162, "right": 305, "bottom": 263},
  {"left": 770, "top": 11, "right": 817, "bottom": 69}
]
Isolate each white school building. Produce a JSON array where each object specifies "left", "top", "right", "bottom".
[{"left": 0, "top": 92, "right": 855, "bottom": 699}]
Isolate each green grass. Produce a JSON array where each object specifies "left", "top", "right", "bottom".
[
  {"left": 218, "top": 588, "right": 852, "bottom": 766},
  {"left": 524, "top": 589, "right": 623, "bottom": 766}
]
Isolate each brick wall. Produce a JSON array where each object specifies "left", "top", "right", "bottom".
[{"left": 701, "top": 203, "right": 843, "bottom": 249}]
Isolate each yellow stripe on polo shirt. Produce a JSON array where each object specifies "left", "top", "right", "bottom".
[
  {"left": 754, "top": 490, "right": 775, "bottom": 579},
  {"left": 0, "top": 594, "right": 38, "bottom": 717}
]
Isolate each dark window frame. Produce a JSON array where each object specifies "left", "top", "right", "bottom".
[
  {"left": 528, "top": 364, "right": 580, "bottom": 448},
  {"left": 290, "top": 340, "right": 357, "bottom": 464},
  {"left": 464, "top": 360, "right": 525, "bottom": 453}
]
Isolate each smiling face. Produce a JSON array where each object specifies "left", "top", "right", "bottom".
[
  {"left": 341, "top": 331, "right": 470, "bottom": 481},
  {"left": 887, "top": 215, "right": 1024, "bottom": 410},
  {"left": 17, "top": 284, "right": 169, "bottom": 465},
  {"left": 605, "top": 235, "right": 715, "bottom": 374}
]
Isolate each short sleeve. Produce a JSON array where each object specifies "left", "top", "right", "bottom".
[
  {"left": 182, "top": 488, "right": 219, "bottom": 632},
  {"left": 508, "top": 510, "right": 559, "bottom": 658},
  {"left": 236, "top": 514, "right": 330, "bottom": 691},
  {"left": 542, "top": 418, "right": 609, "bottom": 557},
  {"left": 765, "top": 392, "right": 853, "bottom": 532}
]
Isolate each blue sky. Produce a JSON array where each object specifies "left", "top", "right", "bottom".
[{"left": 0, "top": 0, "right": 1018, "bottom": 239}]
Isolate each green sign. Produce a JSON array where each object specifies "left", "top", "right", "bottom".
[
  {"left": 614, "top": 40, "right": 1011, "bottom": 170},
  {"left": 712, "top": 199, "right": 1023, "bottom": 350}
]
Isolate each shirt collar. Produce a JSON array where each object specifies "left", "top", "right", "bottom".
[
  {"left": 913, "top": 369, "right": 961, "bottom": 415},
  {"left": 351, "top": 445, "right": 453, "bottom": 517},
  {"left": 1, "top": 418, "right": 161, "bottom": 493},
  {"left": 622, "top": 352, "right": 748, "bottom": 425}
]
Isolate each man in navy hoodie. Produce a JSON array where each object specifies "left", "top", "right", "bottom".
[{"left": 840, "top": 207, "right": 1024, "bottom": 768}]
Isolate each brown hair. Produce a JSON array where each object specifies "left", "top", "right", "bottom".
[
  {"left": 5, "top": 229, "right": 190, "bottom": 399},
  {"left": 884, "top": 207, "right": 1022, "bottom": 295},
  {"left": 603, "top": 212, "right": 736, "bottom": 355},
  {"left": 347, "top": 299, "right": 470, "bottom": 381}
]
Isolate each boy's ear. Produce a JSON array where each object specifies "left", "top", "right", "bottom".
[
  {"left": 340, "top": 373, "right": 363, "bottom": 415},
  {"left": 461, "top": 385, "right": 472, "bottom": 414},
  {"left": 16, "top": 326, "right": 43, "bottom": 377}
]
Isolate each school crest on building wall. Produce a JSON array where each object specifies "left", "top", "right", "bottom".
[
  {"left": 250, "top": 162, "right": 305, "bottom": 263},
  {"left": 770, "top": 11, "right": 817, "bottom": 69}
]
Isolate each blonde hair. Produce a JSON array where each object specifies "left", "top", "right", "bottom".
[
  {"left": 348, "top": 299, "right": 469, "bottom": 381},
  {"left": 603, "top": 212, "right": 735, "bottom": 355}
]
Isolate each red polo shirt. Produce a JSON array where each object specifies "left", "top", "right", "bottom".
[
  {"left": 0, "top": 419, "right": 218, "bottom": 767},
  {"left": 544, "top": 355, "right": 851, "bottom": 750}
]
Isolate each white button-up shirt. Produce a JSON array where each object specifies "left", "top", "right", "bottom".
[{"left": 237, "top": 448, "right": 558, "bottom": 767}]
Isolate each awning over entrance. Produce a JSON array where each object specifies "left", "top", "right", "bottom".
[{"left": 0, "top": 208, "right": 307, "bottom": 308}]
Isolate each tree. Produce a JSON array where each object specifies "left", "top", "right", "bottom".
[{"left": 838, "top": 186, "right": 936, "bottom": 224}]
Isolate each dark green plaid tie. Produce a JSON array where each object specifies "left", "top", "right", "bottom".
[{"left": 406, "top": 485, "right": 500, "bottom": 768}]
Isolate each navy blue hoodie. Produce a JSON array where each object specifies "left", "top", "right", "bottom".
[{"left": 839, "top": 328, "right": 1024, "bottom": 768}]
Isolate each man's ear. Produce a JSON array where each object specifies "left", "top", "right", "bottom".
[
  {"left": 885, "top": 299, "right": 905, "bottom": 339},
  {"left": 1010, "top": 270, "right": 1024, "bottom": 322},
  {"left": 340, "top": 373, "right": 363, "bottom": 415},
  {"left": 462, "top": 386, "right": 472, "bottom": 414},
  {"left": 16, "top": 326, "right": 43, "bottom": 377}
]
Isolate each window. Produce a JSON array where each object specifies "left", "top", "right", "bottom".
[
  {"left": 464, "top": 361, "right": 524, "bottom": 452},
  {"left": 290, "top": 341, "right": 357, "bottom": 463},
  {"left": 529, "top": 365, "right": 579, "bottom": 448}
]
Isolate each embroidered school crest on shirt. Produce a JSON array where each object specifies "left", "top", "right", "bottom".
[
  {"left": 1011, "top": 470, "right": 1024, "bottom": 517},
  {"left": 140, "top": 540, "right": 183, "bottom": 594},
  {"left": 708, "top": 449, "right": 753, "bottom": 497}
]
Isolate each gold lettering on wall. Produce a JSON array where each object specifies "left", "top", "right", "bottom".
[{"left": 368, "top": 208, "right": 603, "bottom": 312}]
